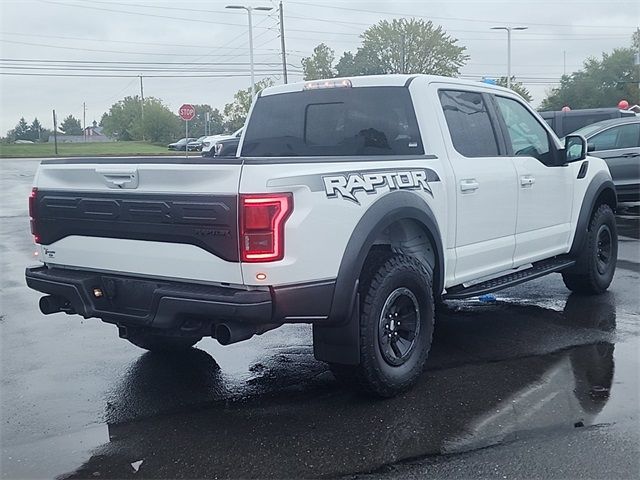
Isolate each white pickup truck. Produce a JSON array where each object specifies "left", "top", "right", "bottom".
[{"left": 26, "top": 75, "right": 618, "bottom": 396}]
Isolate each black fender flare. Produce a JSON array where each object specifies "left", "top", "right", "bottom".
[
  {"left": 313, "top": 191, "right": 444, "bottom": 365},
  {"left": 569, "top": 171, "right": 617, "bottom": 259}
]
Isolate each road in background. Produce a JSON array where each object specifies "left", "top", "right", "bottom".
[{"left": 1, "top": 159, "right": 639, "bottom": 479}]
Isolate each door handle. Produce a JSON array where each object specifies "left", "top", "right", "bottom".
[
  {"left": 520, "top": 175, "right": 535, "bottom": 187},
  {"left": 460, "top": 179, "right": 479, "bottom": 192},
  {"left": 621, "top": 152, "right": 640, "bottom": 158}
]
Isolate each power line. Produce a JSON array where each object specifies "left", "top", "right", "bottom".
[
  {"left": 0, "top": 39, "right": 290, "bottom": 58},
  {"left": 188, "top": 10, "right": 278, "bottom": 64},
  {"left": 0, "top": 72, "right": 295, "bottom": 78},
  {"left": 38, "top": 0, "right": 253, "bottom": 27},
  {"left": 287, "top": 0, "right": 638, "bottom": 29},
  {"left": 40, "top": 0, "right": 635, "bottom": 34},
  {"left": 1, "top": 58, "right": 294, "bottom": 66},
  {"left": 0, "top": 31, "right": 306, "bottom": 53}
]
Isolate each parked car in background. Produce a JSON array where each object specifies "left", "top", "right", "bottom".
[
  {"left": 167, "top": 137, "right": 195, "bottom": 151},
  {"left": 212, "top": 136, "right": 240, "bottom": 158},
  {"left": 187, "top": 136, "right": 206, "bottom": 151},
  {"left": 201, "top": 128, "right": 243, "bottom": 157},
  {"left": 569, "top": 117, "right": 640, "bottom": 202},
  {"left": 540, "top": 108, "right": 636, "bottom": 138}
]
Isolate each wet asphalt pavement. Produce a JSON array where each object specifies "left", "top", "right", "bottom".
[{"left": 1, "top": 159, "right": 639, "bottom": 479}]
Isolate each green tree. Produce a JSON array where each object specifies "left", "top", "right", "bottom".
[
  {"left": 140, "top": 99, "right": 182, "bottom": 143},
  {"left": 495, "top": 77, "right": 533, "bottom": 102},
  {"left": 188, "top": 105, "right": 224, "bottom": 137},
  {"left": 28, "top": 118, "right": 43, "bottom": 141},
  {"left": 301, "top": 43, "right": 336, "bottom": 80},
  {"left": 223, "top": 78, "right": 274, "bottom": 132},
  {"left": 333, "top": 18, "right": 468, "bottom": 77},
  {"left": 540, "top": 48, "right": 639, "bottom": 110},
  {"left": 335, "top": 49, "right": 384, "bottom": 77},
  {"left": 100, "top": 95, "right": 144, "bottom": 140},
  {"left": 11, "top": 117, "right": 30, "bottom": 140},
  {"left": 59, "top": 115, "right": 82, "bottom": 135}
]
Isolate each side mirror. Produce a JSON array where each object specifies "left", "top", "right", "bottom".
[{"left": 564, "top": 135, "right": 587, "bottom": 163}]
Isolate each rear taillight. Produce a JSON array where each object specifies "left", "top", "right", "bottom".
[
  {"left": 240, "top": 193, "right": 292, "bottom": 262},
  {"left": 29, "top": 187, "right": 40, "bottom": 244}
]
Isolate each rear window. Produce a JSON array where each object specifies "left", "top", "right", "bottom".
[
  {"left": 438, "top": 89, "right": 500, "bottom": 157},
  {"left": 241, "top": 87, "right": 424, "bottom": 157}
]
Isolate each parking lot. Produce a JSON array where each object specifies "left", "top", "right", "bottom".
[{"left": 1, "top": 158, "right": 639, "bottom": 479}]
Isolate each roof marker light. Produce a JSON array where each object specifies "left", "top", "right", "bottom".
[{"left": 304, "top": 79, "right": 352, "bottom": 90}]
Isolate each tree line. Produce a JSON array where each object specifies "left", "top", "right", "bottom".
[
  {"left": 301, "top": 20, "right": 638, "bottom": 109},
  {"left": 4, "top": 21, "right": 638, "bottom": 144},
  {"left": 3, "top": 78, "right": 273, "bottom": 144}
]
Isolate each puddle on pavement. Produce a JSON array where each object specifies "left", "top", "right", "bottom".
[
  {"left": 1, "top": 292, "right": 635, "bottom": 480},
  {"left": 44, "top": 336, "right": 635, "bottom": 480}
]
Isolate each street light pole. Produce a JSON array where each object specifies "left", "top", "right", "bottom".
[
  {"left": 491, "top": 26, "right": 528, "bottom": 89},
  {"left": 226, "top": 4, "right": 273, "bottom": 98},
  {"left": 247, "top": 7, "right": 254, "bottom": 96}
]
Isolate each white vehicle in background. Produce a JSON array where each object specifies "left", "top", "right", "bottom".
[{"left": 201, "top": 128, "right": 242, "bottom": 157}]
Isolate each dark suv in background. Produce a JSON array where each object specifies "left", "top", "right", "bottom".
[
  {"left": 571, "top": 117, "right": 640, "bottom": 203},
  {"left": 540, "top": 107, "right": 636, "bottom": 138}
]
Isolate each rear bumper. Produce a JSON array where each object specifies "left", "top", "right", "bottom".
[
  {"left": 25, "top": 266, "right": 335, "bottom": 333},
  {"left": 615, "top": 184, "right": 639, "bottom": 203}
]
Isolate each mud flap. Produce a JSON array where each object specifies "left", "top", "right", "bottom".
[{"left": 312, "top": 292, "right": 361, "bottom": 365}]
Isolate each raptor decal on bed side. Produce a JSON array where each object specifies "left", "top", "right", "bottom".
[{"left": 323, "top": 169, "right": 439, "bottom": 204}]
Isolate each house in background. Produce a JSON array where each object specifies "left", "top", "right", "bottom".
[
  {"left": 48, "top": 120, "right": 113, "bottom": 143},
  {"left": 83, "top": 120, "right": 111, "bottom": 140}
]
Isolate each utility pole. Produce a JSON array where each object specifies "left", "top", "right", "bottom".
[
  {"left": 52, "top": 109, "right": 58, "bottom": 156},
  {"left": 82, "top": 102, "right": 86, "bottom": 142},
  {"left": 139, "top": 75, "right": 145, "bottom": 140},
  {"left": 279, "top": 1, "right": 288, "bottom": 84}
]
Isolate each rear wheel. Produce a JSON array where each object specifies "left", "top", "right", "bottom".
[
  {"left": 563, "top": 204, "right": 617, "bottom": 295},
  {"left": 332, "top": 253, "right": 434, "bottom": 397},
  {"left": 124, "top": 327, "right": 201, "bottom": 352}
]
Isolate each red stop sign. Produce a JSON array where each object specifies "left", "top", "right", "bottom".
[{"left": 179, "top": 104, "right": 196, "bottom": 121}]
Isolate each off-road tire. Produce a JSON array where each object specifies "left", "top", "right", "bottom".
[
  {"left": 125, "top": 328, "right": 201, "bottom": 352},
  {"left": 562, "top": 204, "right": 617, "bottom": 295},
  {"left": 332, "top": 253, "right": 434, "bottom": 397}
]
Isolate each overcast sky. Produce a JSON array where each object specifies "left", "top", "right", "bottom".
[{"left": 0, "top": 0, "right": 638, "bottom": 134}]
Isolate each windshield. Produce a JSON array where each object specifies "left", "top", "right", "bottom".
[{"left": 241, "top": 86, "right": 423, "bottom": 157}]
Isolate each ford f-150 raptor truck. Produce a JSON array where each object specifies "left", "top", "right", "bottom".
[{"left": 26, "top": 75, "right": 618, "bottom": 397}]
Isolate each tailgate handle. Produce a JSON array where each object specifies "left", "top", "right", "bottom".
[{"left": 96, "top": 169, "right": 139, "bottom": 189}]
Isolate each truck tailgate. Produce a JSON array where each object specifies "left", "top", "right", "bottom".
[{"left": 32, "top": 158, "right": 243, "bottom": 285}]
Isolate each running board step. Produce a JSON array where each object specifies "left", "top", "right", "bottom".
[{"left": 444, "top": 257, "right": 576, "bottom": 300}]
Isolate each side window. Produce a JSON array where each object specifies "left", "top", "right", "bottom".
[
  {"left": 495, "top": 96, "right": 553, "bottom": 165},
  {"left": 438, "top": 90, "right": 500, "bottom": 157},
  {"left": 590, "top": 128, "right": 618, "bottom": 151},
  {"left": 591, "top": 124, "right": 640, "bottom": 151}
]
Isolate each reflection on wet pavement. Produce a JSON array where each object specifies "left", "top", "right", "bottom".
[{"left": 45, "top": 294, "right": 637, "bottom": 480}]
